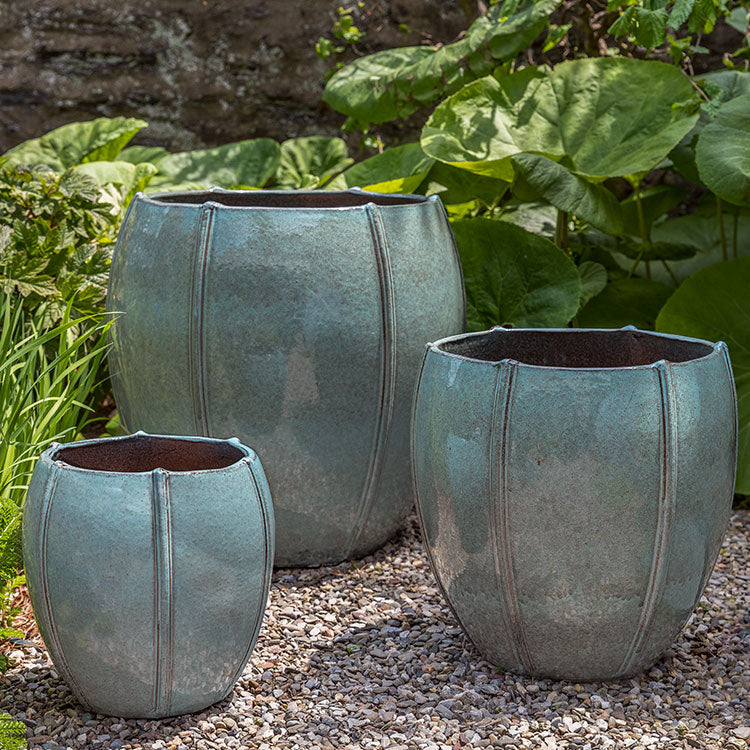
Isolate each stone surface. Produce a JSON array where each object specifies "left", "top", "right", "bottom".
[
  {"left": 0, "top": 0, "right": 470, "bottom": 152},
  {"left": 2, "top": 510, "right": 748, "bottom": 750}
]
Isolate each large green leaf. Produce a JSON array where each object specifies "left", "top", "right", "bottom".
[
  {"left": 148, "top": 138, "right": 281, "bottom": 190},
  {"left": 577, "top": 278, "right": 673, "bottom": 330},
  {"left": 452, "top": 218, "right": 581, "bottom": 330},
  {"left": 3, "top": 117, "right": 147, "bottom": 170},
  {"left": 322, "top": 0, "right": 561, "bottom": 128},
  {"left": 327, "top": 143, "right": 434, "bottom": 194},
  {"left": 656, "top": 257, "right": 750, "bottom": 492},
  {"left": 422, "top": 58, "right": 699, "bottom": 181},
  {"left": 421, "top": 162, "right": 508, "bottom": 206},
  {"left": 275, "top": 136, "right": 353, "bottom": 189},
  {"left": 696, "top": 94, "right": 750, "bottom": 206},
  {"left": 510, "top": 153, "right": 625, "bottom": 234}
]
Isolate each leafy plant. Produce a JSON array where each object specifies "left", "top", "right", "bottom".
[
  {"left": 327, "top": 142, "right": 434, "bottom": 192},
  {"left": 322, "top": 0, "right": 563, "bottom": 131},
  {"left": 452, "top": 218, "right": 581, "bottom": 329},
  {"left": 0, "top": 164, "right": 118, "bottom": 325},
  {"left": 276, "top": 136, "right": 353, "bottom": 189},
  {"left": 2, "top": 117, "right": 147, "bottom": 172},
  {"left": 0, "top": 715, "right": 26, "bottom": 750},
  {"left": 0, "top": 290, "right": 111, "bottom": 671}
]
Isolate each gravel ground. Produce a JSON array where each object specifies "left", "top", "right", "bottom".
[{"left": 2, "top": 511, "right": 748, "bottom": 750}]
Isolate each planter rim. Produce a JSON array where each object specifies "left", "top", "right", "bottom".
[
  {"left": 136, "top": 186, "right": 439, "bottom": 211},
  {"left": 40, "top": 431, "right": 255, "bottom": 477},
  {"left": 427, "top": 325, "right": 726, "bottom": 372}
]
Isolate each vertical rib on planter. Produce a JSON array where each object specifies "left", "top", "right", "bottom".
[
  {"left": 37, "top": 461, "right": 91, "bottom": 710},
  {"left": 616, "top": 361, "right": 677, "bottom": 678},
  {"left": 489, "top": 359, "right": 534, "bottom": 676},
  {"left": 150, "top": 468, "right": 175, "bottom": 716},
  {"left": 188, "top": 203, "right": 216, "bottom": 437},
  {"left": 347, "top": 202, "right": 398, "bottom": 559}
]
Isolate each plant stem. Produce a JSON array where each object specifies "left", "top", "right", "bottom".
[
  {"left": 661, "top": 260, "right": 679, "bottom": 287},
  {"left": 555, "top": 209, "right": 569, "bottom": 253},
  {"left": 635, "top": 183, "right": 649, "bottom": 245},
  {"left": 634, "top": 182, "right": 651, "bottom": 278},
  {"left": 717, "top": 196, "right": 728, "bottom": 262}
]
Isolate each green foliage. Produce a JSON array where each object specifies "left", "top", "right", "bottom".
[
  {"left": 451, "top": 219, "right": 581, "bottom": 330},
  {"left": 3, "top": 117, "right": 147, "bottom": 171},
  {"left": 0, "top": 290, "right": 111, "bottom": 670},
  {"left": 607, "top": 0, "right": 733, "bottom": 51},
  {"left": 656, "top": 257, "right": 750, "bottom": 492},
  {"left": 0, "top": 714, "right": 26, "bottom": 750},
  {"left": 276, "top": 137, "right": 353, "bottom": 189},
  {"left": 322, "top": 0, "right": 562, "bottom": 130},
  {"left": 327, "top": 142, "right": 434, "bottom": 192},
  {"left": 696, "top": 94, "right": 750, "bottom": 205},
  {"left": 510, "top": 153, "right": 626, "bottom": 235},
  {"left": 421, "top": 58, "right": 700, "bottom": 181},
  {"left": 146, "top": 138, "right": 281, "bottom": 191},
  {"left": 0, "top": 165, "right": 118, "bottom": 324}
]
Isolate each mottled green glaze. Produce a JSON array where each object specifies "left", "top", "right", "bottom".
[
  {"left": 412, "top": 326, "right": 737, "bottom": 680},
  {"left": 107, "top": 188, "right": 465, "bottom": 567},
  {"left": 23, "top": 433, "right": 274, "bottom": 718}
]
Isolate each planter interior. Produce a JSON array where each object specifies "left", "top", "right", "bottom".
[
  {"left": 53, "top": 434, "right": 244, "bottom": 473},
  {"left": 440, "top": 328, "right": 713, "bottom": 368},
  {"left": 150, "top": 190, "right": 428, "bottom": 208}
]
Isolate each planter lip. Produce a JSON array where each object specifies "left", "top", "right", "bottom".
[
  {"left": 40, "top": 431, "right": 256, "bottom": 477},
  {"left": 135, "top": 186, "right": 439, "bottom": 211},
  {"left": 427, "top": 325, "right": 726, "bottom": 372}
]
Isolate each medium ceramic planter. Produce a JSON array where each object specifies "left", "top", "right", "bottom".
[
  {"left": 22, "top": 433, "right": 274, "bottom": 718},
  {"left": 412, "top": 326, "right": 737, "bottom": 680},
  {"left": 107, "top": 188, "right": 465, "bottom": 566}
]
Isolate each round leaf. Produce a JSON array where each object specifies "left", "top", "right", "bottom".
[
  {"left": 656, "top": 257, "right": 750, "bottom": 492},
  {"left": 696, "top": 94, "right": 750, "bottom": 206},
  {"left": 452, "top": 218, "right": 581, "bottom": 330},
  {"left": 422, "top": 58, "right": 699, "bottom": 181}
]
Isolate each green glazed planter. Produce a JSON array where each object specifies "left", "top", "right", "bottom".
[
  {"left": 107, "top": 188, "right": 465, "bottom": 567},
  {"left": 23, "top": 432, "right": 274, "bottom": 718},
  {"left": 412, "top": 326, "right": 737, "bottom": 680}
]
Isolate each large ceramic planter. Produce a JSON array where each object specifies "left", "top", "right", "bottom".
[
  {"left": 23, "top": 433, "right": 274, "bottom": 718},
  {"left": 412, "top": 326, "right": 737, "bottom": 680},
  {"left": 107, "top": 188, "right": 465, "bottom": 566}
]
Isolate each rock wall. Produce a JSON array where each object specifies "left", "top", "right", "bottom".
[{"left": 0, "top": 0, "right": 471, "bottom": 153}]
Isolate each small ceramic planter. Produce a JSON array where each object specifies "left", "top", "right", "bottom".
[
  {"left": 412, "top": 326, "right": 737, "bottom": 681},
  {"left": 23, "top": 432, "right": 274, "bottom": 718}
]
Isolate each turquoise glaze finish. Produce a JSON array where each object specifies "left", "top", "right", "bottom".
[
  {"left": 107, "top": 188, "right": 465, "bottom": 567},
  {"left": 412, "top": 326, "right": 737, "bottom": 680},
  {"left": 23, "top": 433, "right": 274, "bottom": 718}
]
